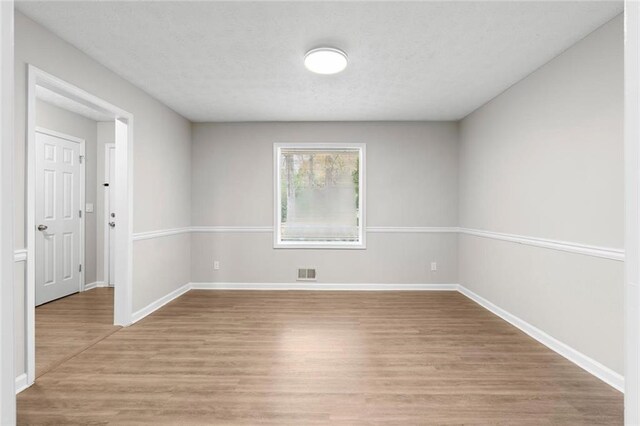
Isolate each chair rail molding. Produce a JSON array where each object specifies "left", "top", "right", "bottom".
[
  {"left": 458, "top": 228, "right": 624, "bottom": 262},
  {"left": 132, "top": 227, "right": 192, "bottom": 241},
  {"left": 190, "top": 226, "right": 273, "bottom": 233},
  {"left": 133, "top": 226, "right": 625, "bottom": 262}
]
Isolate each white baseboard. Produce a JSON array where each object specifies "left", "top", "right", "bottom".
[
  {"left": 190, "top": 282, "right": 459, "bottom": 291},
  {"left": 15, "top": 373, "right": 28, "bottom": 394},
  {"left": 84, "top": 281, "right": 108, "bottom": 291},
  {"left": 457, "top": 285, "right": 624, "bottom": 392},
  {"left": 131, "top": 283, "right": 190, "bottom": 324}
]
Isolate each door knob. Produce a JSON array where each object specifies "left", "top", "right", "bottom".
[
  {"left": 109, "top": 222, "right": 116, "bottom": 228},
  {"left": 37, "top": 224, "right": 48, "bottom": 231}
]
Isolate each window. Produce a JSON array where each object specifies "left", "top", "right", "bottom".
[{"left": 274, "top": 143, "right": 365, "bottom": 249}]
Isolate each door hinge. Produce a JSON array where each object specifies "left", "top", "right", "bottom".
[
  {"left": 79, "top": 264, "right": 82, "bottom": 272},
  {"left": 79, "top": 155, "right": 85, "bottom": 164},
  {"left": 79, "top": 210, "right": 82, "bottom": 218}
]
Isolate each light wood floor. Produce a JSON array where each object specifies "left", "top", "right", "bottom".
[
  {"left": 35, "top": 287, "right": 118, "bottom": 377},
  {"left": 19, "top": 291, "right": 622, "bottom": 424}
]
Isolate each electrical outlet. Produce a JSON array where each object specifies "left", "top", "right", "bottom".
[
  {"left": 430, "top": 262, "right": 437, "bottom": 272},
  {"left": 214, "top": 260, "right": 220, "bottom": 270}
]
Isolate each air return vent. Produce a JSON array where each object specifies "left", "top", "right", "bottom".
[{"left": 297, "top": 268, "right": 317, "bottom": 281}]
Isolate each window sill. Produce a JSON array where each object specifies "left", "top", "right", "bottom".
[{"left": 274, "top": 242, "right": 366, "bottom": 250}]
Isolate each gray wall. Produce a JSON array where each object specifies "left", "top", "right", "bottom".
[
  {"left": 458, "top": 15, "right": 624, "bottom": 373},
  {"left": 35, "top": 99, "right": 101, "bottom": 286},
  {"left": 14, "top": 12, "right": 192, "bottom": 379},
  {"left": 191, "top": 122, "right": 459, "bottom": 284}
]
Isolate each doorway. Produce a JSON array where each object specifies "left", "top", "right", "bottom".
[
  {"left": 25, "top": 65, "right": 134, "bottom": 387},
  {"left": 32, "top": 98, "right": 117, "bottom": 377},
  {"left": 104, "top": 143, "right": 116, "bottom": 287}
]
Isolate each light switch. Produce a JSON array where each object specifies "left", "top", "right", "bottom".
[{"left": 85, "top": 203, "right": 94, "bottom": 213}]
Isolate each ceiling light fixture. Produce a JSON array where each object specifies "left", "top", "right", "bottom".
[{"left": 304, "top": 47, "right": 348, "bottom": 75}]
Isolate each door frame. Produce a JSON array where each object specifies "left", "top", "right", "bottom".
[
  {"left": 34, "top": 127, "right": 86, "bottom": 298},
  {"left": 103, "top": 142, "right": 115, "bottom": 287},
  {"left": 0, "top": 0, "right": 15, "bottom": 423},
  {"left": 625, "top": 1, "right": 640, "bottom": 423},
  {"left": 25, "top": 65, "right": 135, "bottom": 387}
]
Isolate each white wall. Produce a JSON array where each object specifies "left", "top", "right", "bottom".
[
  {"left": 458, "top": 15, "right": 624, "bottom": 374},
  {"left": 191, "top": 122, "right": 459, "bottom": 284},
  {"left": 13, "top": 12, "right": 192, "bottom": 380}
]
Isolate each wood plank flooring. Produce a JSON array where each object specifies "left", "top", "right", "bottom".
[
  {"left": 35, "top": 287, "right": 118, "bottom": 377},
  {"left": 18, "top": 290, "right": 622, "bottom": 424}
]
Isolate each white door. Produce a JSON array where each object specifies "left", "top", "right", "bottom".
[
  {"left": 106, "top": 144, "right": 116, "bottom": 287},
  {"left": 35, "top": 130, "right": 84, "bottom": 305}
]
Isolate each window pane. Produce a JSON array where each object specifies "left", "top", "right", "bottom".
[{"left": 280, "top": 149, "right": 360, "bottom": 242}]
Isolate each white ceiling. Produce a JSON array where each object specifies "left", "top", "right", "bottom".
[{"left": 17, "top": 1, "right": 623, "bottom": 122}]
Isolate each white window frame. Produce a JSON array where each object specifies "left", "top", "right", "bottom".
[{"left": 274, "top": 143, "right": 366, "bottom": 249}]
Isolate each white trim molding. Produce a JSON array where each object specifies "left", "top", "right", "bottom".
[
  {"left": 368, "top": 226, "right": 458, "bottom": 233},
  {"left": 273, "top": 143, "right": 367, "bottom": 250},
  {"left": 103, "top": 143, "right": 115, "bottom": 289},
  {"left": 84, "top": 281, "right": 108, "bottom": 291},
  {"left": 193, "top": 226, "right": 459, "bottom": 234},
  {"left": 136, "top": 225, "right": 624, "bottom": 262},
  {"left": 625, "top": 1, "right": 640, "bottom": 420},
  {"left": 458, "top": 285, "right": 624, "bottom": 392},
  {"left": 144, "top": 225, "right": 624, "bottom": 262},
  {"left": 132, "top": 227, "right": 191, "bottom": 241},
  {"left": 35, "top": 126, "right": 84, "bottom": 144},
  {"left": 14, "top": 373, "right": 28, "bottom": 394},
  {"left": 459, "top": 228, "right": 624, "bottom": 262},
  {"left": 14, "top": 249, "right": 27, "bottom": 263},
  {"left": 191, "top": 282, "right": 458, "bottom": 291},
  {"left": 1, "top": 2, "right": 15, "bottom": 421},
  {"left": 131, "top": 283, "right": 190, "bottom": 323},
  {"left": 191, "top": 226, "right": 272, "bottom": 234},
  {"left": 136, "top": 225, "right": 460, "bottom": 239}
]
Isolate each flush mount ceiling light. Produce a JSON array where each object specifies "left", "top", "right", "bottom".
[{"left": 304, "top": 47, "right": 348, "bottom": 75}]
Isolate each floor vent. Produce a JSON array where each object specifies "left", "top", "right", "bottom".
[{"left": 297, "top": 268, "right": 317, "bottom": 281}]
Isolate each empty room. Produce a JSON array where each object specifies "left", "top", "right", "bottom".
[{"left": 1, "top": 0, "right": 640, "bottom": 424}]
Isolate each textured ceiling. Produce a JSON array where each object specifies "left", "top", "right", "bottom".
[{"left": 17, "top": 1, "right": 623, "bottom": 122}]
